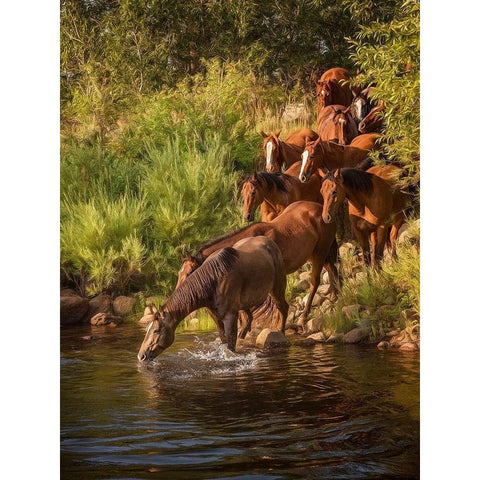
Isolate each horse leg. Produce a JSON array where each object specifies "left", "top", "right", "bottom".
[
  {"left": 238, "top": 309, "right": 253, "bottom": 339},
  {"left": 323, "top": 239, "right": 342, "bottom": 295},
  {"left": 208, "top": 308, "right": 227, "bottom": 343},
  {"left": 271, "top": 280, "right": 289, "bottom": 334},
  {"left": 223, "top": 312, "right": 239, "bottom": 352},
  {"left": 298, "top": 256, "right": 322, "bottom": 330},
  {"left": 350, "top": 216, "right": 371, "bottom": 265},
  {"left": 389, "top": 213, "right": 405, "bottom": 259},
  {"left": 374, "top": 225, "right": 388, "bottom": 266}
]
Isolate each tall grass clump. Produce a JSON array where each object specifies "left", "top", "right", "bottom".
[
  {"left": 143, "top": 134, "right": 244, "bottom": 288},
  {"left": 323, "top": 220, "right": 420, "bottom": 338},
  {"left": 61, "top": 193, "right": 147, "bottom": 296}
]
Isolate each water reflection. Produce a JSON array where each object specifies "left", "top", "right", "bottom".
[{"left": 61, "top": 324, "right": 419, "bottom": 479}]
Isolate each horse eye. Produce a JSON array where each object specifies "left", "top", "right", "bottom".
[
  {"left": 153, "top": 329, "right": 161, "bottom": 334},
  {"left": 252, "top": 191, "right": 256, "bottom": 197}
]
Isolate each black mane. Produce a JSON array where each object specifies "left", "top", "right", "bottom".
[
  {"left": 165, "top": 247, "right": 239, "bottom": 313},
  {"left": 249, "top": 172, "right": 289, "bottom": 192},
  {"left": 326, "top": 168, "right": 374, "bottom": 193}
]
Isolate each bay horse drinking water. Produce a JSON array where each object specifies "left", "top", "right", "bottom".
[
  {"left": 176, "top": 201, "right": 340, "bottom": 328},
  {"left": 320, "top": 167, "right": 408, "bottom": 267},
  {"left": 241, "top": 162, "right": 322, "bottom": 222},
  {"left": 261, "top": 129, "right": 318, "bottom": 173},
  {"left": 138, "top": 236, "right": 289, "bottom": 360},
  {"left": 316, "top": 67, "right": 353, "bottom": 112},
  {"left": 317, "top": 104, "right": 358, "bottom": 145},
  {"left": 298, "top": 137, "right": 371, "bottom": 183}
]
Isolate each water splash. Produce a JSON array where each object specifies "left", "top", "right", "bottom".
[{"left": 150, "top": 337, "right": 262, "bottom": 379}]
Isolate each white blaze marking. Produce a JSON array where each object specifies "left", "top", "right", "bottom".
[
  {"left": 321, "top": 90, "right": 325, "bottom": 95},
  {"left": 146, "top": 322, "right": 154, "bottom": 335},
  {"left": 266, "top": 141, "right": 273, "bottom": 166},
  {"left": 300, "top": 150, "right": 309, "bottom": 178},
  {"left": 338, "top": 117, "right": 346, "bottom": 124}
]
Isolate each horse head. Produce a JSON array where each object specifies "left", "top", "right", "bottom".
[
  {"left": 358, "top": 103, "right": 385, "bottom": 133},
  {"left": 241, "top": 174, "right": 264, "bottom": 222},
  {"left": 176, "top": 252, "right": 201, "bottom": 289},
  {"left": 299, "top": 137, "right": 321, "bottom": 183},
  {"left": 320, "top": 170, "right": 346, "bottom": 224},
  {"left": 316, "top": 80, "right": 332, "bottom": 107},
  {"left": 261, "top": 131, "right": 282, "bottom": 172},
  {"left": 331, "top": 106, "right": 351, "bottom": 146},
  {"left": 137, "top": 310, "right": 175, "bottom": 361}
]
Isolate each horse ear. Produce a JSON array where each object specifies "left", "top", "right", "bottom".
[
  {"left": 318, "top": 167, "right": 328, "bottom": 178},
  {"left": 260, "top": 131, "right": 268, "bottom": 138},
  {"left": 275, "top": 130, "right": 281, "bottom": 138},
  {"left": 343, "top": 105, "right": 351, "bottom": 114},
  {"left": 334, "top": 169, "right": 344, "bottom": 183}
]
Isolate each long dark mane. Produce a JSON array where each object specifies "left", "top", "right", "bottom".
[
  {"left": 337, "top": 168, "right": 374, "bottom": 193},
  {"left": 247, "top": 172, "right": 289, "bottom": 193},
  {"left": 324, "top": 168, "right": 374, "bottom": 193},
  {"left": 165, "top": 247, "right": 239, "bottom": 315},
  {"left": 193, "top": 224, "right": 258, "bottom": 262}
]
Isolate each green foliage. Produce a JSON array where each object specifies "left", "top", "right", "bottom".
[
  {"left": 323, "top": 220, "right": 420, "bottom": 339},
  {"left": 346, "top": 0, "right": 420, "bottom": 191}
]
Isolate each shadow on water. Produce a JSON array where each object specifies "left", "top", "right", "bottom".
[{"left": 61, "top": 323, "right": 419, "bottom": 480}]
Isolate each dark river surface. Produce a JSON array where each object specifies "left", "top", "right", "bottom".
[{"left": 61, "top": 323, "right": 419, "bottom": 480}]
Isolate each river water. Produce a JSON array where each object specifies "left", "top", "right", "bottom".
[{"left": 61, "top": 323, "right": 419, "bottom": 479}]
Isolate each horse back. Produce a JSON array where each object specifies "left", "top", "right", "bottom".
[
  {"left": 320, "top": 67, "right": 350, "bottom": 82},
  {"left": 285, "top": 128, "right": 318, "bottom": 148}
]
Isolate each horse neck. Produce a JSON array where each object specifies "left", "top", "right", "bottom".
[
  {"left": 163, "top": 279, "right": 210, "bottom": 326},
  {"left": 342, "top": 183, "right": 371, "bottom": 212},
  {"left": 197, "top": 223, "right": 265, "bottom": 259},
  {"left": 317, "top": 141, "right": 365, "bottom": 169},
  {"left": 279, "top": 141, "right": 301, "bottom": 168},
  {"left": 260, "top": 178, "right": 290, "bottom": 206}
]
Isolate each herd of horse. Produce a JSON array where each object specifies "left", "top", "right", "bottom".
[{"left": 138, "top": 67, "right": 409, "bottom": 362}]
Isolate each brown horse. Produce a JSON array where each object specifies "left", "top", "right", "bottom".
[
  {"left": 317, "top": 105, "right": 358, "bottom": 145},
  {"left": 298, "top": 137, "right": 371, "bottom": 183},
  {"left": 320, "top": 167, "right": 408, "bottom": 266},
  {"left": 349, "top": 133, "right": 382, "bottom": 151},
  {"left": 261, "top": 129, "right": 318, "bottom": 173},
  {"left": 138, "top": 236, "right": 289, "bottom": 360},
  {"left": 176, "top": 201, "right": 341, "bottom": 327},
  {"left": 351, "top": 86, "right": 376, "bottom": 125},
  {"left": 241, "top": 163, "right": 322, "bottom": 222},
  {"left": 316, "top": 67, "right": 353, "bottom": 112},
  {"left": 358, "top": 103, "right": 385, "bottom": 134}
]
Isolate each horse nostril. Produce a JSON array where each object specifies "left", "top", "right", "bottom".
[
  {"left": 138, "top": 353, "right": 146, "bottom": 361},
  {"left": 301, "top": 175, "right": 306, "bottom": 182}
]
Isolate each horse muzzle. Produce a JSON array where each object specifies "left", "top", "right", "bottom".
[{"left": 322, "top": 213, "right": 333, "bottom": 224}]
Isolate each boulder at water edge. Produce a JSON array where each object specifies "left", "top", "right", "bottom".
[
  {"left": 60, "top": 295, "right": 89, "bottom": 325},
  {"left": 113, "top": 296, "right": 137, "bottom": 316},
  {"left": 86, "top": 294, "right": 113, "bottom": 322},
  {"left": 343, "top": 327, "right": 370, "bottom": 344},
  {"left": 307, "top": 332, "right": 326, "bottom": 343},
  {"left": 255, "top": 329, "right": 289, "bottom": 349},
  {"left": 90, "top": 312, "right": 123, "bottom": 326}
]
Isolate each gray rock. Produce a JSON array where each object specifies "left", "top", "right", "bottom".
[
  {"left": 399, "top": 342, "right": 418, "bottom": 352},
  {"left": 339, "top": 242, "right": 355, "bottom": 258},
  {"left": 325, "top": 333, "right": 344, "bottom": 343},
  {"left": 87, "top": 294, "right": 113, "bottom": 322},
  {"left": 377, "top": 340, "right": 390, "bottom": 349},
  {"left": 281, "top": 102, "right": 309, "bottom": 123},
  {"left": 296, "top": 338, "right": 317, "bottom": 347},
  {"left": 306, "top": 317, "right": 323, "bottom": 334},
  {"left": 60, "top": 288, "right": 78, "bottom": 297},
  {"left": 307, "top": 332, "right": 326, "bottom": 343},
  {"left": 113, "top": 296, "right": 137, "bottom": 316},
  {"left": 299, "top": 271, "right": 311, "bottom": 282},
  {"left": 343, "top": 327, "right": 370, "bottom": 344},
  {"left": 90, "top": 312, "right": 123, "bottom": 326},
  {"left": 60, "top": 295, "right": 89, "bottom": 325},
  {"left": 256, "top": 329, "right": 289, "bottom": 348},
  {"left": 317, "top": 284, "right": 331, "bottom": 295},
  {"left": 295, "top": 279, "right": 310, "bottom": 291}
]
